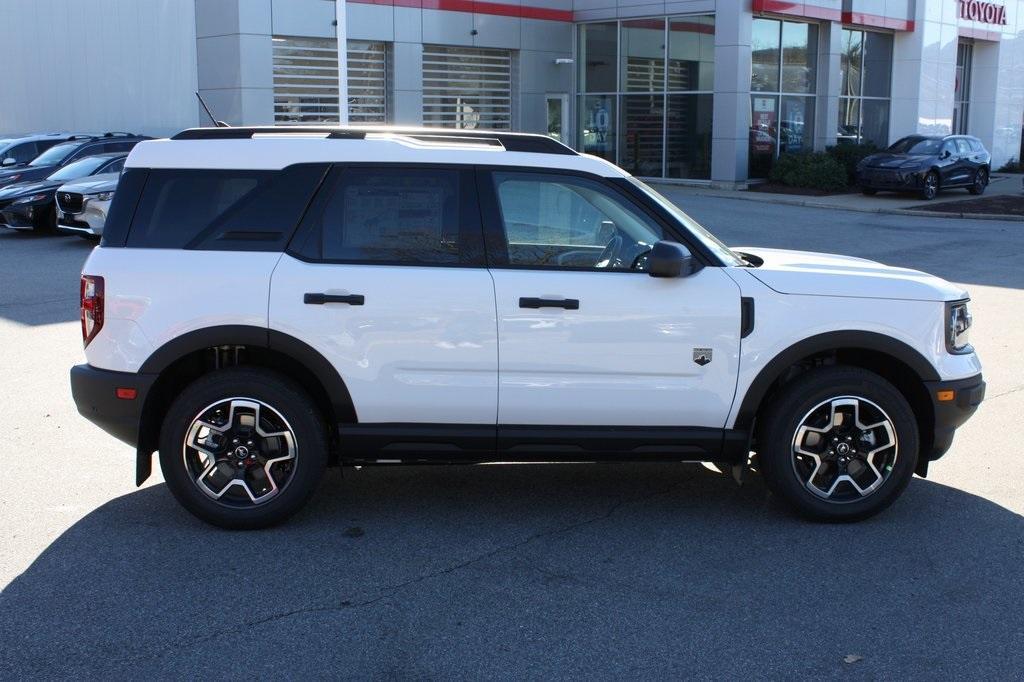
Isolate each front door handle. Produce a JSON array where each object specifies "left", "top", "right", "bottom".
[
  {"left": 304, "top": 292, "right": 365, "bottom": 305},
  {"left": 519, "top": 296, "right": 579, "bottom": 310}
]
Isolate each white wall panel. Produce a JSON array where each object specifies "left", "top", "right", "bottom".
[{"left": 0, "top": 0, "right": 199, "bottom": 137}]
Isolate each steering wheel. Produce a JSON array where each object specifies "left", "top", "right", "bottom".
[
  {"left": 596, "top": 233, "right": 625, "bottom": 269},
  {"left": 597, "top": 233, "right": 654, "bottom": 271}
]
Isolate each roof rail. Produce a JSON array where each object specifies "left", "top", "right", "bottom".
[
  {"left": 103, "top": 131, "right": 137, "bottom": 138},
  {"left": 171, "top": 127, "right": 366, "bottom": 141},
  {"left": 170, "top": 126, "right": 578, "bottom": 155}
]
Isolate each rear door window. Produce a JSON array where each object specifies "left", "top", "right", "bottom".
[
  {"left": 302, "top": 166, "right": 483, "bottom": 266},
  {"left": 126, "top": 164, "right": 327, "bottom": 250},
  {"left": 3, "top": 142, "right": 37, "bottom": 164}
]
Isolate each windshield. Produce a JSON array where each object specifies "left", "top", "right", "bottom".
[
  {"left": 47, "top": 156, "right": 111, "bottom": 181},
  {"left": 29, "top": 141, "right": 79, "bottom": 166},
  {"left": 625, "top": 177, "right": 746, "bottom": 267},
  {"left": 887, "top": 137, "right": 942, "bottom": 155}
]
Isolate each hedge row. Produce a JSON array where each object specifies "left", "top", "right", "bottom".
[{"left": 767, "top": 143, "right": 878, "bottom": 192}]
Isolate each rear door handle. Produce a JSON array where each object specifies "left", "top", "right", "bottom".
[
  {"left": 304, "top": 292, "right": 365, "bottom": 305},
  {"left": 519, "top": 297, "right": 579, "bottom": 310}
]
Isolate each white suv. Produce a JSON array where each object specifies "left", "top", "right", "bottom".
[{"left": 70, "top": 127, "right": 984, "bottom": 528}]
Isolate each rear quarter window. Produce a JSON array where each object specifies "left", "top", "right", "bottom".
[{"left": 125, "top": 164, "right": 328, "bottom": 250}]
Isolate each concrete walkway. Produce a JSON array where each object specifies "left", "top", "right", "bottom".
[{"left": 650, "top": 172, "right": 1024, "bottom": 220}]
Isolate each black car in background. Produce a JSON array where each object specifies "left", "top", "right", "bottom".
[
  {"left": 0, "top": 132, "right": 83, "bottom": 170},
  {"left": 0, "top": 153, "right": 127, "bottom": 233},
  {"left": 0, "top": 132, "right": 148, "bottom": 190},
  {"left": 857, "top": 135, "right": 991, "bottom": 200}
]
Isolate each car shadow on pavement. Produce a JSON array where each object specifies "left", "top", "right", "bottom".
[
  {"left": 1, "top": 462, "right": 1022, "bottom": 677},
  {"left": 0, "top": 230, "right": 93, "bottom": 326}
]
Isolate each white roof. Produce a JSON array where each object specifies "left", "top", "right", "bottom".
[{"left": 125, "top": 132, "right": 629, "bottom": 178}]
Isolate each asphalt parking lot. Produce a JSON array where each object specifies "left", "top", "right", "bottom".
[{"left": 1, "top": 196, "right": 1023, "bottom": 679}]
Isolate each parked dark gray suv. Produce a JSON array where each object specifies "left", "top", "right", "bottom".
[{"left": 857, "top": 135, "right": 991, "bottom": 200}]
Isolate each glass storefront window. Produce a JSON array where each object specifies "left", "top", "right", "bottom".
[
  {"left": 836, "top": 29, "right": 892, "bottom": 147},
  {"left": 751, "top": 18, "right": 781, "bottom": 92},
  {"left": 780, "top": 96, "right": 814, "bottom": 155},
  {"left": 837, "top": 97, "right": 860, "bottom": 144},
  {"left": 860, "top": 98, "right": 889, "bottom": 148},
  {"left": 578, "top": 94, "right": 616, "bottom": 161},
  {"left": 862, "top": 32, "right": 892, "bottom": 98},
  {"left": 749, "top": 95, "right": 778, "bottom": 178},
  {"left": 576, "top": 16, "right": 714, "bottom": 180},
  {"left": 748, "top": 18, "right": 818, "bottom": 177},
  {"left": 578, "top": 22, "right": 618, "bottom": 93},
  {"left": 669, "top": 16, "right": 715, "bottom": 92},
  {"left": 667, "top": 94, "right": 713, "bottom": 179},
  {"left": 621, "top": 19, "right": 666, "bottom": 92},
  {"left": 840, "top": 29, "right": 862, "bottom": 97},
  {"left": 781, "top": 22, "right": 817, "bottom": 94},
  {"left": 619, "top": 94, "right": 665, "bottom": 176}
]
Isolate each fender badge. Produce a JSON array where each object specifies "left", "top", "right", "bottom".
[{"left": 693, "top": 348, "right": 712, "bottom": 366}]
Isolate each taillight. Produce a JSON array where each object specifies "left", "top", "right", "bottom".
[{"left": 80, "top": 275, "right": 104, "bottom": 347}]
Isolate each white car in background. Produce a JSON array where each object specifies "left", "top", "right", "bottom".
[{"left": 56, "top": 171, "right": 120, "bottom": 239}]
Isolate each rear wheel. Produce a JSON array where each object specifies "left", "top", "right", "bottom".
[
  {"left": 920, "top": 171, "right": 940, "bottom": 200},
  {"left": 758, "top": 367, "right": 918, "bottom": 521},
  {"left": 159, "top": 368, "right": 328, "bottom": 529},
  {"left": 969, "top": 167, "right": 988, "bottom": 195}
]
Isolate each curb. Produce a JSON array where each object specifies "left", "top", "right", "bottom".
[{"left": 657, "top": 186, "right": 1024, "bottom": 222}]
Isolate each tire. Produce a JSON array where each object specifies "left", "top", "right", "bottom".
[
  {"left": 920, "top": 171, "right": 939, "bottom": 200},
  {"left": 34, "top": 205, "right": 57, "bottom": 233},
  {"left": 968, "top": 167, "right": 988, "bottom": 195},
  {"left": 757, "top": 366, "right": 919, "bottom": 522},
  {"left": 158, "top": 367, "right": 328, "bottom": 529},
  {"left": 861, "top": 187, "right": 877, "bottom": 196}
]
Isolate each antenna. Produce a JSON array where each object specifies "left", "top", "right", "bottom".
[{"left": 195, "top": 91, "right": 230, "bottom": 128}]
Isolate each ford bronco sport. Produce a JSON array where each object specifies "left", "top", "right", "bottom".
[{"left": 70, "top": 127, "right": 984, "bottom": 528}]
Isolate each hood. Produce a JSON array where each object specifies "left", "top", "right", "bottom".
[
  {"left": 57, "top": 172, "right": 119, "bottom": 194},
  {"left": 0, "top": 178, "right": 61, "bottom": 200},
  {"left": 0, "top": 165, "right": 52, "bottom": 187},
  {"left": 737, "top": 247, "right": 967, "bottom": 302},
  {"left": 864, "top": 153, "right": 931, "bottom": 168}
]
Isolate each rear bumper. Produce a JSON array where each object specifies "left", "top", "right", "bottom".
[
  {"left": 70, "top": 364, "right": 156, "bottom": 448},
  {"left": 924, "top": 373, "right": 985, "bottom": 460}
]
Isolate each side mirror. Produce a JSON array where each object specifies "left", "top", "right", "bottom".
[
  {"left": 1, "top": 158, "right": 15, "bottom": 167},
  {"left": 647, "top": 240, "right": 699, "bottom": 278},
  {"left": 940, "top": 149, "right": 951, "bottom": 160}
]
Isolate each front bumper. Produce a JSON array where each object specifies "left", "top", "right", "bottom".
[
  {"left": 858, "top": 167, "right": 925, "bottom": 190},
  {"left": 57, "top": 197, "right": 110, "bottom": 237},
  {"left": 924, "top": 373, "right": 985, "bottom": 461},
  {"left": 0, "top": 203, "right": 44, "bottom": 230},
  {"left": 70, "top": 364, "right": 156, "bottom": 448}
]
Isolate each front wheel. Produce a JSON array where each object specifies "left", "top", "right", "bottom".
[
  {"left": 757, "top": 367, "right": 918, "bottom": 522},
  {"left": 159, "top": 368, "right": 328, "bottom": 529},
  {"left": 969, "top": 167, "right": 988, "bottom": 195},
  {"left": 920, "top": 171, "right": 940, "bottom": 200}
]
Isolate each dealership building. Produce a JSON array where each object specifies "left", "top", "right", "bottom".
[{"left": 3, "top": 0, "right": 1023, "bottom": 185}]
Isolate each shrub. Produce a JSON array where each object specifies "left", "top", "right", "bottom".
[
  {"left": 769, "top": 152, "right": 848, "bottom": 192},
  {"left": 997, "top": 158, "right": 1021, "bottom": 173},
  {"left": 827, "top": 143, "right": 879, "bottom": 184}
]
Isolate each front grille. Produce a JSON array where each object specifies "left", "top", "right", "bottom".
[
  {"left": 57, "top": 192, "right": 84, "bottom": 214},
  {"left": 869, "top": 169, "right": 899, "bottom": 182}
]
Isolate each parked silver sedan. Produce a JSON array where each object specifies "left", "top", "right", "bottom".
[{"left": 55, "top": 171, "right": 119, "bottom": 239}]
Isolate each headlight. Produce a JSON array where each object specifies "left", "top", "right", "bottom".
[
  {"left": 946, "top": 300, "right": 972, "bottom": 354},
  {"left": 12, "top": 193, "right": 48, "bottom": 205},
  {"left": 91, "top": 191, "right": 115, "bottom": 202}
]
